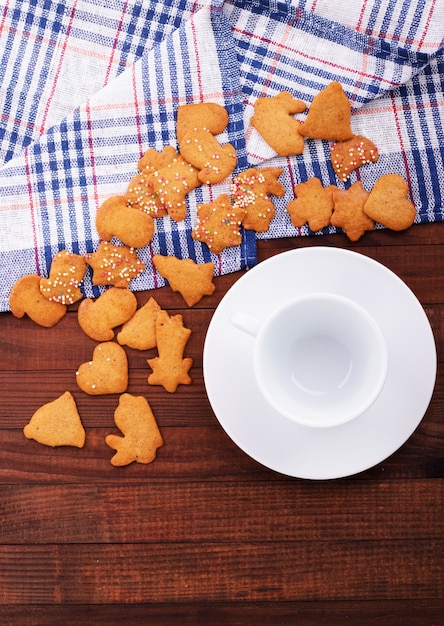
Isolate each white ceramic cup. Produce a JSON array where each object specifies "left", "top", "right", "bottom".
[{"left": 230, "top": 293, "right": 388, "bottom": 428}]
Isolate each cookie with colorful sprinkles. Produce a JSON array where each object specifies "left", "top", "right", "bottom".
[
  {"left": 231, "top": 167, "right": 285, "bottom": 232},
  {"left": 139, "top": 154, "right": 201, "bottom": 222},
  {"left": 40, "top": 250, "right": 86, "bottom": 305},
  {"left": 125, "top": 146, "right": 179, "bottom": 218},
  {"left": 85, "top": 241, "right": 145, "bottom": 288},
  {"left": 330, "top": 135, "right": 379, "bottom": 182},
  {"left": 179, "top": 129, "right": 237, "bottom": 185},
  {"left": 191, "top": 193, "right": 246, "bottom": 254}
]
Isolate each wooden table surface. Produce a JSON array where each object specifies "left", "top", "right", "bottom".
[{"left": 1, "top": 225, "right": 443, "bottom": 625}]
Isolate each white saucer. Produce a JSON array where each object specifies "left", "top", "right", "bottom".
[{"left": 203, "top": 247, "right": 437, "bottom": 480}]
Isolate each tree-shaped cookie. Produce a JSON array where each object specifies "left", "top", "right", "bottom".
[
  {"left": 105, "top": 393, "right": 164, "bottom": 466},
  {"left": 147, "top": 310, "right": 193, "bottom": 393},
  {"left": 152, "top": 254, "right": 215, "bottom": 307},
  {"left": 286, "top": 177, "right": 337, "bottom": 232}
]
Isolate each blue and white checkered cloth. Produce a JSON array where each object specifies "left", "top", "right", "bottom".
[{"left": 0, "top": 0, "right": 443, "bottom": 311}]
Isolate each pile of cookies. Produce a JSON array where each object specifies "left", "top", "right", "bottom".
[
  {"left": 10, "top": 80, "right": 418, "bottom": 467},
  {"left": 251, "top": 81, "right": 416, "bottom": 240},
  {"left": 11, "top": 245, "right": 218, "bottom": 465}
]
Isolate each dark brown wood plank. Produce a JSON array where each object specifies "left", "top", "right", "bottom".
[
  {"left": 0, "top": 600, "right": 443, "bottom": 626},
  {"left": 0, "top": 421, "right": 443, "bottom": 482},
  {"left": 1, "top": 540, "right": 443, "bottom": 604},
  {"left": 0, "top": 480, "right": 442, "bottom": 544}
]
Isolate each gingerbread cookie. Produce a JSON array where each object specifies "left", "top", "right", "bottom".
[
  {"left": 76, "top": 342, "right": 128, "bottom": 395},
  {"left": 39, "top": 250, "right": 86, "bottom": 305},
  {"left": 78, "top": 287, "right": 137, "bottom": 341},
  {"left": 152, "top": 254, "right": 215, "bottom": 307},
  {"left": 330, "top": 181, "right": 375, "bottom": 241},
  {"left": 363, "top": 173, "right": 416, "bottom": 231},
  {"left": 176, "top": 102, "right": 229, "bottom": 142},
  {"left": 286, "top": 177, "right": 337, "bottom": 232},
  {"left": 191, "top": 193, "right": 246, "bottom": 254},
  {"left": 95, "top": 195, "right": 155, "bottom": 248},
  {"left": 10, "top": 274, "right": 67, "bottom": 327},
  {"left": 85, "top": 241, "right": 145, "bottom": 288},
  {"left": 231, "top": 167, "right": 285, "bottom": 232},
  {"left": 23, "top": 391, "right": 86, "bottom": 448},
  {"left": 125, "top": 146, "right": 179, "bottom": 218},
  {"left": 137, "top": 145, "right": 178, "bottom": 173},
  {"left": 147, "top": 310, "right": 193, "bottom": 393},
  {"left": 179, "top": 129, "right": 237, "bottom": 185},
  {"left": 299, "top": 81, "right": 354, "bottom": 142},
  {"left": 139, "top": 155, "right": 201, "bottom": 222},
  {"left": 251, "top": 91, "right": 306, "bottom": 155},
  {"left": 105, "top": 393, "right": 164, "bottom": 466},
  {"left": 117, "top": 296, "right": 161, "bottom": 350},
  {"left": 330, "top": 135, "right": 379, "bottom": 182}
]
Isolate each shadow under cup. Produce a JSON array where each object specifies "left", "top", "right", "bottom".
[{"left": 245, "top": 294, "right": 387, "bottom": 428}]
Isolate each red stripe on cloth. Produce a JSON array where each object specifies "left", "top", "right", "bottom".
[
  {"left": 0, "top": 2, "right": 8, "bottom": 31},
  {"left": 191, "top": 10, "right": 204, "bottom": 101},
  {"left": 417, "top": 0, "right": 438, "bottom": 51},
  {"left": 356, "top": 0, "right": 369, "bottom": 32},
  {"left": 39, "top": 0, "right": 78, "bottom": 134},
  {"left": 104, "top": 0, "right": 129, "bottom": 86}
]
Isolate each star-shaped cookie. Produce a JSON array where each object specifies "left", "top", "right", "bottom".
[
  {"left": 286, "top": 177, "right": 336, "bottom": 232},
  {"left": 330, "top": 181, "right": 375, "bottom": 241}
]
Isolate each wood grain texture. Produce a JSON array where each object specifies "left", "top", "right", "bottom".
[{"left": 1, "top": 225, "right": 443, "bottom": 623}]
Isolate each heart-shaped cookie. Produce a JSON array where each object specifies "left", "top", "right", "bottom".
[
  {"left": 363, "top": 174, "right": 416, "bottom": 231},
  {"left": 76, "top": 342, "right": 128, "bottom": 395}
]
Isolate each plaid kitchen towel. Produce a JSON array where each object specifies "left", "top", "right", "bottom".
[
  {"left": 0, "top": 0, "right": 443, "bottom": 312},
  {"left": 0, "top": 0, "right": 256, "bottom": 312},
  {"left": 224, "top": 0, "right": 444, "bottom": 238}
]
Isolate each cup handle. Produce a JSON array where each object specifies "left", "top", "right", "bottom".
[{"left": 230, "top": 311, "right": 261, "bottom": 337}]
